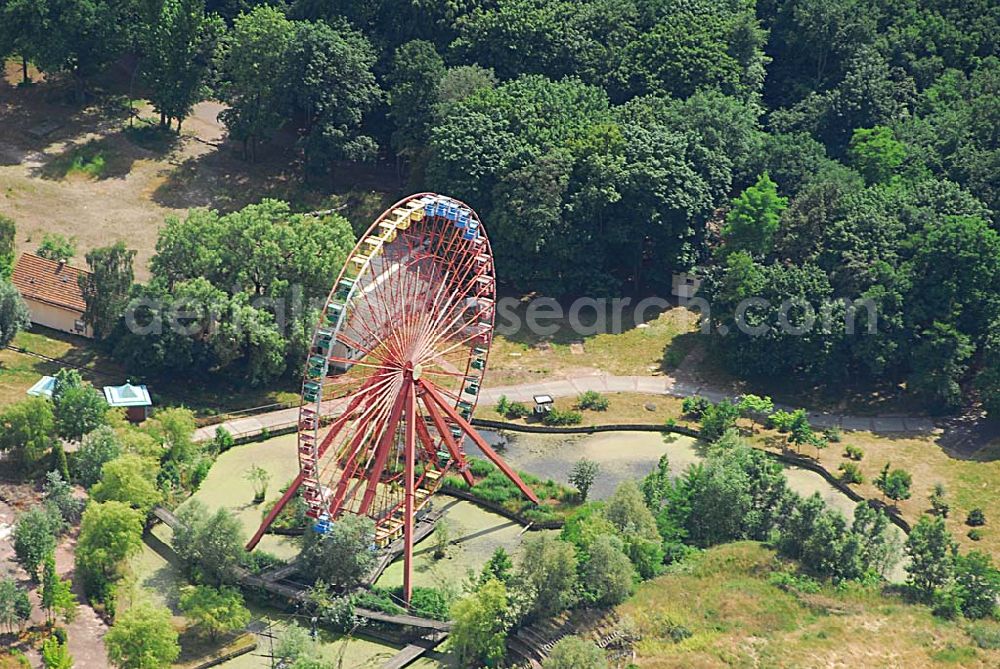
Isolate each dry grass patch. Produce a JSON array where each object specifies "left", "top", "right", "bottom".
[
  {"left": 620, "top": 542, "right": 998, "bottom": 668},
  {"left": 476, "top": 391, "right": 693, "bottom": 429},
  {"left": 797, "top": 429, "right": 1000, "bottom": 556},
  {"left": 487, "top": 306, "right": 698, "bottom": 386}
]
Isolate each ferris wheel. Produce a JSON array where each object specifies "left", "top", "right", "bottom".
[{"left": 247, "top": 193, "right": 539, "bottom": 603}]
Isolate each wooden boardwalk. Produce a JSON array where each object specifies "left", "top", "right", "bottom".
[
  {"left": 381, "top": 632, "right": 449, "bottom": 669},
  {"left": 151, "top": 505, "right": 181, "bottom": 530}
]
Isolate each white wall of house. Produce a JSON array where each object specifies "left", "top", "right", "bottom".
[{"left": 24, "top": 299, "right": 93, "bottom": 338}]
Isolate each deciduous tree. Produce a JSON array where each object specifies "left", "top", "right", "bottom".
[
  {"left": 0, "top": 578, "right": 32, "bottom": 634},
  {"left": 286, "top": 18, "right": 381, "bottom": 177},
  {"left": 388, "top": 40, "right": 445, "bottom": 158},
  {"left": 543, "top": 635, "right": 608, "bottom": 669},
  {"left": 516, "top": 534, "right": 578, "bottom": 618},
  {"left": 75, "top": 425, "right": 122, "bottom": 486},
  {"left": 54, "top": 383, "right": 109, "bottom": 441},
  {"left": 13, "top": 505, "right": 58, "bottom": 581},
  {"left": 849, "top": 126, "right": 906, "bottom": 184},
  {"left": 720, "top": 173, "right": 788, "bottom": 257},
  {"left": 0, "top": 215, "right": 15, "bottom": 279},
  {"left": 105, "top": 603, "right": 180, "bottom": 669},
  {"left": 568, "top": 458, "right": 599, "bottom": 501},
  {"left": 449, "top": 578, "right": 510, "bottom": 667},
  {"left": 905, "top": 515, "right": 957, "bottom": 601},
  {"left": 300, "top": 513, "right": 376, "bottom": 590},
  {"left": 0, "top": 279, "right": 29, "bottom": 348},
  {"left": 0, "top": 397, "right": 56, "bottom": 472},
  {"left": 75, "top": 501, "right": 144, "bottom": 602},
  {"left": 179, "top": 585, "right": 251, "bottom": 640},
  {"left": 36, "top": 233, "right": 76, "bottom": 263},
  {"left": 580, "top": 534, "right": 635, "bottom": 606},
  {"left": 139, "top": 0, "right": 224, "bottom": 131},
  {"left": 80, "top": 242, "right": 136, "bottom": 340},
  {"left": 41, "top": 550, "right": 78, "bottom": 623},
  {"left": 954, "top": 550, "right": 1000, "bottom": 620},
  {"left": 218, "top": 6, "right": 296, "bottom": 161},
  {"left": 90, "top": 454, "right": 162, "bottom": 514},
  {"left": 173, "top": 501, "right": 245, "bottom": 586}
]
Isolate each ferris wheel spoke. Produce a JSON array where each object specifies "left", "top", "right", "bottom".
[
  {"left": 320, "top": 375, "right": 399, "bottom": 485},
  {"left": 358, "top": 382, "right": 411, "bottom": 515},
  {"left": 324, "top": 390, "right": 402, "bottom": 516}
]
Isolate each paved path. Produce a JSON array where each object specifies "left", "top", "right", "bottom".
[{"left": 194, "top": 375, "right": 936, "bottom": 443}]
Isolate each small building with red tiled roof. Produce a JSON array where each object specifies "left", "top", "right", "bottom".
[{"left": 11, "top": 253, "right": 93, "bottom": 338}]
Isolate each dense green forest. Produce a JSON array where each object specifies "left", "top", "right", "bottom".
[{"left": 1, "top": 0, "right": 998, "bottom": 411}]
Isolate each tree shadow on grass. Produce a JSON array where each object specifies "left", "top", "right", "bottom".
[
  {"left": 32, "top": 135, "right": 139, "bottom": 181},
  {"left": 660, "top": 331, "right": 702, "bottom": 373},
  {"left": 149, "top": 138, "right": 403, "bottom": 218},
  {"left": 17, "top": 326, "right": 123, "bottom": 382},
  {"left": 936, "top": 413, "right": 1000, "bottom": 462}
]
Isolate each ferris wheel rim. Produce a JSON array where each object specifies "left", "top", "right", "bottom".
[{"left": 295, "top": 192, "right": 498, "bottom": 531}]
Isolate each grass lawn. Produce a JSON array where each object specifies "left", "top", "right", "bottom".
[
  {"left": 0, "top": 328, "right": 121, "bottom": 405},
  {"left": 620, "top": 542, "right": 999, "bottom": 668},
  {"left": 0, "top": 327, "right": 301, "bottom": 416},
  {"left": 779, "top": 429, "right": 1000, "bottom": 557},
  {"left": 487, "top": 305, "right": 697, "bottom": 386},
  {"left": 475, "top": 391, "right": 693, "bottom": 428}
]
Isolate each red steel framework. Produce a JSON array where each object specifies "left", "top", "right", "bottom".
[{"left": 246, "top": 193, "right": 539, "bottom": 604}]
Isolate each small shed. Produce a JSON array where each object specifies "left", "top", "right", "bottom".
[
  {"left": 26, "top": 375, "right": 57, "bottom": 398},
  {"left": 671, "top": 272, "right": 702, "bottom": 299},
  {"left": 103, "top": 383, "right": 152, "bottom": 423},
  {"left": 532, "top": 394, "right": 554, "bottom": 415}
]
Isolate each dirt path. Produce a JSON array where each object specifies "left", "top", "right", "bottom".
[
  {"left": 0, "top": 491, "right": 109, "bottom": 668},
  {"left": 195, "top": 374, "right": 937, "bottom": 444}
]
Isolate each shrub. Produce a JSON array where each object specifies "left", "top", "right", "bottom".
[
  {"left": 240, "top": 550, "right": 284, "bottom": 575},
  {"left": 496, "top": 396, "right": 530, "bottom": 419},
  {"left": 968, "top": 529, "right": 983, "bottom": 541},
  {"left": 505, "top": 402, "right": 531, "bottom": 419},
  {"left": 576, "top": 391, "right": 609, "bottom": 411},
  {"left": 768, "top": 571, "right": 821, "bottom": 594},
  {"left": 407, "top": 587, "right": 451, "bottom": 621},
  {"left": 213, "top": 427, "right": 235, "bottom": 453},
  {"left": 843, "top": 444, "right": 864, "bottom": 460},
  {"left": 838, "top": 462, "right": 864, "bottom": 485},
  {"left": 543, "top": 409, "right": 583, "bottom": 426},
  {"left": 822, "top": 427, "right": 842, "bottom": 442},
  {"left": 469, "top": 458, "right": 496, "bottom": 478},
  {"left": 968, "top": 622, "right": 1000, "bottom": 650},
  {"left": 967, "top": 508, "right": 986, "bottom": 526},
  {"left": 354, "top": 587, "right": 404, "bottom": 615},
  {"left": 699, "top": 400, "right": 740, "bottom": 442},
  {"left": 681, "top": 396, "right": 710, "bottom": 418}
]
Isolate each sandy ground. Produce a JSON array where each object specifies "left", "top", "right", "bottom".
[{"left": 0, "top": 61, "right": 373, "bottom": 281}]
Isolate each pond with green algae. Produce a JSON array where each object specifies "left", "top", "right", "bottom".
[{"left": 374, "top": 497, "right": 556, "bottom": 592}]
